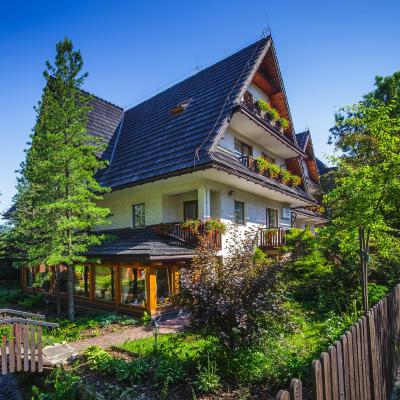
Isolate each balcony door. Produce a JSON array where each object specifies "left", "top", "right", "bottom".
[
  {"left": 183, "top": 200, "right": 198, "bottom": 221},
  {"left": 266, "top": 208, "right": 278, "bottom": 228}
]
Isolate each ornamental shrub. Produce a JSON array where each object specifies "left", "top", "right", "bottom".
[{"left": 177, "top": 227, "right": 285, "bottom": 350}]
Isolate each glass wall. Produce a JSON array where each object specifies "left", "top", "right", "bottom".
[
  {"left": 74, "top": 265, "right": 90, "bottom": 297},
  {"left": 94, "top": 266, "right": 114, "bottom": 302},
  {"left": 120, "top": 267, "right": 146, "bottom": 307},
  {"left": 156, "top": 268, "right": 171, "bottom": 306}
]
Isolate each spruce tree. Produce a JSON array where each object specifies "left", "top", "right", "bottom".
[{"left": 13, "top": 38, "right": 110, "bottom": 320}]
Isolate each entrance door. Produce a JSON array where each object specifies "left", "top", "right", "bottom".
[{"left": 183, "top": 200, "right": 198, "bottom": 221}]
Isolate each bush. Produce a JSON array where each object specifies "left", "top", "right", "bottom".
[
  {"left": 32, "top": 367, "right": 80, "bottom": 400},
  {"left": 177, "top": 228, "right": 285, "bottom": 351},
  {"left": 18, "top": 292, "right": 45, "bottom": 309}
]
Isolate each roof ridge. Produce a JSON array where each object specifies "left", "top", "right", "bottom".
[
  {"left": 81, "top": 88, "right": 124, "bottom": 110},
  {"left": 124, "top": 36, "right": 271, "bottom": 113}
]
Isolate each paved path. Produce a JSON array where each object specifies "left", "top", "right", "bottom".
[{"left": 43, "top": 314, "right": 187, "bottom": 365}]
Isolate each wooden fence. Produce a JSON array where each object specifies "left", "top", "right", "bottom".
[
  {"left": 0, "top": 309, "right": 58, "bottom": 374},
  {"left": 276, "top": 283, "right": 400, "bottom": 400}
]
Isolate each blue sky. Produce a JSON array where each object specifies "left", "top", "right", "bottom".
[{"left": 1, "top": 0, "right": 399, "bottom": 215}]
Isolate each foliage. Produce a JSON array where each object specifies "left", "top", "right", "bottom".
[
  {"left": 194, "top": 354, "right": 221, "bottom": 394},
  {"left": 32, "top": 367, "right": 80, "bottom": 400},
  {"left": 267, "top": 162, "right": 281, "bottom": 178},
  {"left": 177, "top": 227, "right": 285, "bottom": 350},
  {"left": 181, "top": 219, "right": 201, "bottom": 232},
  {"left": 204, "top": 219, "right": 227, "bottom": 234},
  {"left": 18, "top": 292, "right": 45, "bottom": 310},
  {"left": 289, "top": 174, "right": 302, "bottom": 187},
  {"left": 257, "top": 98, "right": 280, "bottom": 121},
  {"left": 278, "top": 117, "right": 289, "bottom": 130},
  {"left": 279, "top": 169, "right": 292, "bottom": 184},
  {"left": 141, "top": 311, "right": 152, "bottom": 325},
  {"left": 326, "top": 72, "right": 400, "bottom": 307},
  {"left": 12, "top": 38, "right": 111, "bottom": 320},
  {"left": 255, "top": 156, "right": 269, "bottom": 174}
]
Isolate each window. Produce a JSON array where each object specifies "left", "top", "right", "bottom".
[
  {"left": 156, "top": 268, "right": 172, "bottom": 305},
  {"left": 266, "top": 208, "right": 278, "bottom": 227},
  {"left": 183, "top": 200, "right": 198, "bottom": 221},
  {"left": 234, "top": 139, "right": 252, "bottom": 157},
  {"left": 25, "top": 267, "right": 33, "bottom": 288},
  {"left": 121, "top": 267, "right": 146, "bottom": 307},
  {"left": 133, "top": 203, "right": 145, "bottom": 227},
  {"left": 94, "top": 266, "right": 114, "bottom": 302},
  {"left": 234, "top": 201, "right": 245, "bottom": 225},
  {"left": 74, "top": 265, "right": 90, "bottom": 297},
  {"left": 262, "top": 152, "right": 275, "bottom": 163}
]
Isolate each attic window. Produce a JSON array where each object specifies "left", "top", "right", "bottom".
[{"left": 171, "top": 99, "right": 191, "bottom": 114}]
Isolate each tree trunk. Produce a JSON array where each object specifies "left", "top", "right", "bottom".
[
  {"left": 55, "top": 267, "right": 61, "bottom": 316},
  {"left": 67, "top": 264, "right": 75, "bottom": 321}
]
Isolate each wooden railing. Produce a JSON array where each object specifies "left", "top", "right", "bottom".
[
  {"left": 0, "top": 309, "right": 58, "bottom": 374},
  {"left": 241, "top": 90, "right": 286, "bottom": 134},
  {"left": 258, "top": 227, "right": 286, "bottom": 250},
  {"left": 155, "top": 222, "right": 222, "bottom": 251},
  {"left": 275, "top": 283, "right": 400, "bottom": 399}
]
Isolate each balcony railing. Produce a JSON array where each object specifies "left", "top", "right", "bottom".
[
  {"left": 238, "top": 155, "right": 300, "bottom": 189},
  {"left": 241, "top": 91, "right": 286, "bottom": 135},
  {"left": 155, "top": 222, "right": 222, "bottom": 251},
  {"left": 258, "top": 227, "right": 286, "bottom": 250}
]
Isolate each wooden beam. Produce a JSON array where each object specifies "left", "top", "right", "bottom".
[{"left": 146, "top": 266, "right": 157, "bottom": 315}]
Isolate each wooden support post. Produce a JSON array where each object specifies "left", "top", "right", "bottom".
[
  {"left": 115, "top": 265, "right": 121, "bottom": 306},
  {"left": 146, "top": 266, "right": 157, "bottom": 315},
  {"left": 89, "top": 264, "right": 95, "bottom": 302}
]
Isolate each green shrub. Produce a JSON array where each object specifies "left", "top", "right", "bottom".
[
  {"left": 32, "top": 367, "right": 80, "bottom": 400},
  {"left": 18, "top": 292, "right": 45, "bottom": 309},
  {"left": 368, "top": 283, "right": 389, "bottom": 304},
  {"left": 154, "top": 356, "right": 186, "bottom": 395},
  {"left": 279, "top": 117, "right": 289, "bottom": 130},
  {"left": 141, "top": 311, "right": 152, "bottom": 325},
  {"left": 195, "top": 355, "right": 221, "bottom": 394}
]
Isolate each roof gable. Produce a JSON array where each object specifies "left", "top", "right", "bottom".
[{"left": 97, "top": 37, "right": 271, "bottom": 189}]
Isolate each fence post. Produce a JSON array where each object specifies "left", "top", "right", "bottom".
[
  {"left": 290, "top": 378, "right": 302, "bottom": 400},
  {"left": 367, "top": 309, "right": 380, "bottom": 400},
  {"left": 312, "top": 359, "right": 324, "bottom": 400},
  {"left": 276, "top": 390, "right": 290, "bottom": 400}
]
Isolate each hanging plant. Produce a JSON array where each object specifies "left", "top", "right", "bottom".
[
  {"left": 289, "top": 175, "right": 302, "bottom": 187},
  {"left": 255, "top": 156, "right": 269, "bottom": 175},
  {"left": 279, "top": 169, "right": 292, "bottom": 185},
  {"left": 267, "top": 163, "right": 281, "bottom": 179},
  {"left": 278, "top": 117, "right": 289, "bottom": 130},
  {"left": 204, "top": 219, "right": 227, "bottom": 234},
  {"left": 181, "top": 219, "right": 201, "bottom": 232}
]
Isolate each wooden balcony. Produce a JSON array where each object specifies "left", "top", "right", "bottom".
[
  {"left": 241, "top": 91, "right": 287, "bottom": 136},
  {"left": 155, "top": 222, "right": 222, "bottom": 251},
  {"left": 258, "top": 227, "right": 286, "bottom": 250}
]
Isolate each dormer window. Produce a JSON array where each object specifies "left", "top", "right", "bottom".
[{"left": 170, "top": 99, "right": 191, "bottom": 114}]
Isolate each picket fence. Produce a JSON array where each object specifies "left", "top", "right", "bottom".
[
  {"left": 275, "top": 283, "right": 400, "bottom": 400},
  {"left": 0, "top": 309, "right": 58, "bottom": 374}
]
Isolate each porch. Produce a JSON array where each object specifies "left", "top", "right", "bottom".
[{"left": 22, "top": 227, "right": 195, "bottom": 316}]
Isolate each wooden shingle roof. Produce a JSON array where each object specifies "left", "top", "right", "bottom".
[{"left": 97, "top": 37, "right": 271, "bottom": 189}]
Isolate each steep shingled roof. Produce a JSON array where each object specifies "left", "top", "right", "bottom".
[
  {"left": 295, "top": 130, "right": 310, "bottom": 151},
  {"left": 86, "top": 94, "right": 124, "bottom": 161},
  {"left": 97, "top": 37, "right": 271, "bottom": 189}
]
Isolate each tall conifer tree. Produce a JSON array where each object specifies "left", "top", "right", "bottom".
[{"left": 13, "top": 39, "right": 110, "bottom": 320}]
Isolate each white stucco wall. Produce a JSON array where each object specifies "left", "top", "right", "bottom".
[{"left": 247, "top": 83, "right": 269, "bottom": 102}]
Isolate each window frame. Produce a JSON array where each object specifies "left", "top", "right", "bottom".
[
  {"left": 234, "top": 139, "right": 253, "bottom": 157},
  {"left": 266, "top": 207, "right": 279, "bottom": 228},
  {"left": 183, "top": 200, "right": 198, "bottom": 221},
  {"left": 132, "top": 203, "right": 146, "bottom": 228},
  {"left": 234, "top": 200, "right": 245, "bottom": 225}
]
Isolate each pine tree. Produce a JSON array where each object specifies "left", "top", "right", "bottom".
[{"left": 13, "top": 38, "right": 110, "bottom": 320}]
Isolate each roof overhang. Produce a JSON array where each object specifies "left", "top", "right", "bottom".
[{"left": 230, "top": 108, "right": 305, "bottom": 159}]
